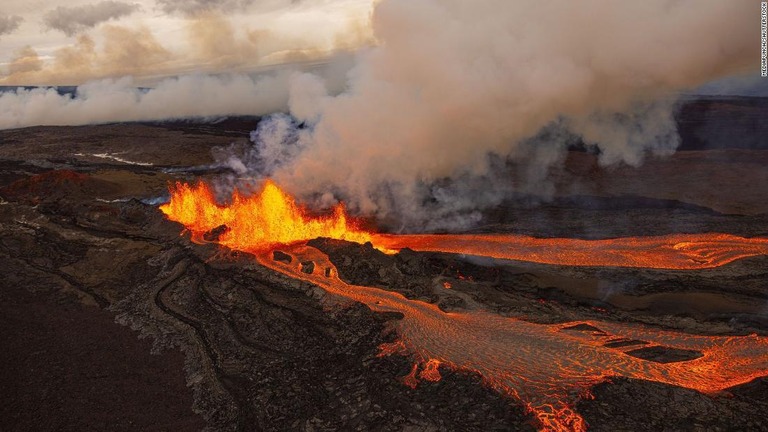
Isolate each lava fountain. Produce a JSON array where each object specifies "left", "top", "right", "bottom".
[
  {"left": 161, "top": 180, "right": 768, "bottom": 270},
  {"left": 160, "top": 180, "right": 374, "bottom": 250},
  {"left": 160, "top": 180, "right": 768, "bottom": 432}
]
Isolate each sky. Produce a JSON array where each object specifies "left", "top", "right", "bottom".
[
  {"left": 0, "top": 0, "right": 375, "bottom": 85},
  {"left": 0, "top": 0, "right": 765, "bottom": 95}
]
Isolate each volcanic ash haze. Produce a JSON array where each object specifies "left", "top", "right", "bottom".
[{"left": 243, "top": 0, "right": 757, "bottom": 227}]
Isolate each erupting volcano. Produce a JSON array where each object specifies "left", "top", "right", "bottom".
[
  {"left": 161, "top": 180, "right": 768, "bottom": 270},
  {"left": 161, "top": 179, "right": 768, "bottom": 432},
  {"left": 3, "top": 1, "right": 767, "bottom": 430},
  {"left": 160, "top": 180, "right": 375, "bottom": 250}
]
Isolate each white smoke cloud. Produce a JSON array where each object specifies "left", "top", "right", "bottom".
[
  {"left": 0, "top": 0, "right": 759, "bottom": 231},
  {"left": 43, "top": 1, "right": 141, "bottom": 36},
  {"left": 0, "top": 74, "right": 289, "bottom": 128},
  {"left": 234, "top": 0, "right": 757, "bottom": 228},
  {"left": 0, "top": 56, "right": 355, "bottom": 128}
]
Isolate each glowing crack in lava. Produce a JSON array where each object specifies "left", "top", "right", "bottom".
[{"left": 161, "top": 180, "right": 768, "bottom": 431}]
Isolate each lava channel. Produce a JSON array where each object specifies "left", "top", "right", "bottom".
[
  {"left": 160, "top": 179, "right": 768, "bottom": 431},
  {"left": 258, "top": 245, "right": 768, "bottom": 432},
  {"left": 370, "top": 233, "right": 768, "bottom": 270}
]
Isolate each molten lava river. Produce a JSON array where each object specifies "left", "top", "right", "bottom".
[{"left": 161, "top": 180, "right": 768, "bottom": 432}]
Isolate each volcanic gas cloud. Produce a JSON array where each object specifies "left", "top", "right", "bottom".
[
  {"left": 242, "top": 0, "right": 758, "bottom": 228},
  {"left": 161, "top": 180, "right": 768, "bottom": 432},
  {"left": 2, "top": 1, "right": 758, "bottom": 228}
]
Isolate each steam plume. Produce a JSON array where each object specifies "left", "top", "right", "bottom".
[
  {"left": 0, "top": 74, "right": 289, "bottom": 129},
  {"left": 43, "top": 1, "right": 141, "bottom": 36},
  {"left": 236, "top": 0, "right": 758, "bottom": 228},
  {"left": 0, "top": 0, "right": 759, "bottom": 231},
  {"left": 0, "top": 57, "right": 355, "bottom": 129}
]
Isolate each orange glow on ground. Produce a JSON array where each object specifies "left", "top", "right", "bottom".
[{"left": 161, "top": 180, "right": 768, "bottom": 431}]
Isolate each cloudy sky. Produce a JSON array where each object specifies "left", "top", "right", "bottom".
[
  {"left": 0, "top": 0, "right": 374, "bottom": 85},
  {"left": 0, "top": 0, "right": 765, "bottom": 95}
]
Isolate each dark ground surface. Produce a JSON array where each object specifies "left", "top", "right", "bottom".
[
  {"left": 1, "top": 98, "right": 767, "bottom": 431},
  {"left": 0, "top": 283, "right": 204, "bottom": 432}
]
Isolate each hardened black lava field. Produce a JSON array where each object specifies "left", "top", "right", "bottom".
[{"left": 2, "top": 98, "right": 768, "bottom": 431}]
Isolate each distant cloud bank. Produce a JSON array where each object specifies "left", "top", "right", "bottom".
[
  {"left": 0, "top": 14, "right": 23, "bottom": 37},
  {"left": 43, "top": 1, "right": 141, "bottom": 36}
]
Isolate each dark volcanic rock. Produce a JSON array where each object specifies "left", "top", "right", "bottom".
[
  {"left": 203, "top": 224, "right": 230, "bottom": 242},
  {"left": 0, "top": 169, "right": 120, "bottom": 205},
  {"left": 562, "top": 323, "right": 605, "bottom": 333},
  {"left": 625, "top": 346, "right": 703, "bottom": 364},
  {"left": 300, "top": 260, "right": 315, "bottom": 274},
  {"left": 579, "top": 377, "right": 768, "bottom": 432},
  {"left": 308, "top": 237, "right": 396, "bottom": 287},
  {"left": 2, "top": 117, "right": 768, "bottom": 432},
  {"left": 0, "top": 169, "right": 532, "bottom": 432},
  {"left": 0, "top": 283, "right": 204, "bottom": 432},
  {"left": 273, "top": 250, "right": 292, "bottom": 264}
]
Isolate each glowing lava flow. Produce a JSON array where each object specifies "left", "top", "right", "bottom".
[
  {"left": 257, "top": 245, "right": 768, "bottom": 432},
  {"left": 161, "top": 180, "right": 768, "bottom": 270},
  {"left": 161, "top": 180, "right": 768, "bottom": 431},
  {"left": 371, "top": 233, "right": 768, "bottom": 270}
]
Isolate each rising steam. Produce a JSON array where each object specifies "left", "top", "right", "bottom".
[
  {"left": 0, "top": 55, "right": 356, "bottom": 129},
  {"left": 0, "top": 74, "right": 287, "bottom": 128},
  {"left": 238, "top": 0, "right": 757, "bottom": 228},
  {"left": 1, "top": 0, "right": 760, "bottom": 229}
]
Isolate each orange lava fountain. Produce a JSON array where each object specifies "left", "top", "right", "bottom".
[
  {"left": 161, "top": 180, "right": 768, "bottom": 271},
  {"left": 160, "top": 180, "right": 374, "bottom": 250},
  {"left": 160, "top": 180, "right": 768, "bottom": 431}
]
